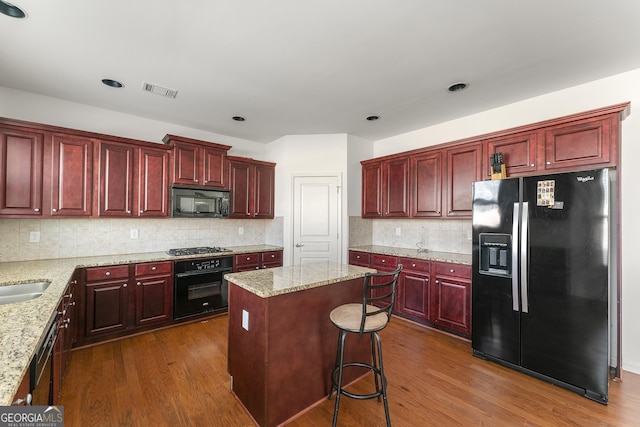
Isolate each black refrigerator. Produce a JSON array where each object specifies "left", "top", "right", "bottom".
[{"left": 471, "top": 168, "right": 617, "bottom": 404}]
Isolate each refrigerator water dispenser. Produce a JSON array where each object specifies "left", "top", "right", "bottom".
[{"left": 479, "top": 233, "right": 512, "bottom": 277}]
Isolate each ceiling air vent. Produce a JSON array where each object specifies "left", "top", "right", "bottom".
[{"left": 142, "top": 82, "right": 178, "bottom": 98}]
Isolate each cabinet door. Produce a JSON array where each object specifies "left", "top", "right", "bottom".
[
  {"left": 412, "top": 151, "right": 442, "bottom": 217},
  {"left": 384, "top": 157, "right": 410, "bottom": 217},
  {"left": 138, "top": 147, "right": 169, "bottom": 217},
  {"left": 97, "top": 141, "right": 135, "bottom": 217},
  {"left": 361, "top": 162, "right": 382, "bottom": 218},
  {"left": 134, "top": 275, "right": 172, "bottom": 326},
  {"left": 444, "top": 143, "right": 482, "bottom": 218},
  {"left": 51, "top": 134, "right": 93, "bottom": 216},
  {"left": 229, "top": 160, "right": 253, "bottom": 218},
  {"left": 202, "top": 146, "right": 227, "bottom": 188},
  {"left": 485, "top": 131, "right": 538, "bottom": 177},
  {"left": 397, "top": 271, "right": 430, "bottom": 320},
  {"left": 543, "top": 116, "right": 612, "bottom": 171},
  {"left": 0, "top": 126, "right": 44, "bottom": 216},
  {"left": 432, "top": 263, "right": 471, "bottom": 335},
  {"left": 261, "top": 250, "right": 282, "bottom": 269},
  {"left": 254, "top": 163, "right": 275, "bottom": 219},
  {"left": 172, "top": 142, "right": 200, "bottom": 186},
  {"left": 85, "top": 280, "right": 128, "bottom": 337}
]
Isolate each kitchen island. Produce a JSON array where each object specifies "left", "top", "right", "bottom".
[{"left": 225, "top": 262, "right": 376, "bottom": 427}]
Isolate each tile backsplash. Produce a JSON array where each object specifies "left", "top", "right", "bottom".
[
  {"left": 0, "top": 217, "right": 284, "bottom": 262},
  {"left": 349, "top": 216, "right": 472, "bottom": 254}
]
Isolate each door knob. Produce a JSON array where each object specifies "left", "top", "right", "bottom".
[{"left": 295, "top": 243, "right": 304, "bottom": 247}]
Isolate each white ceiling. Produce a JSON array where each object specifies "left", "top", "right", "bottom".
[{"left": 2, "top": 0, "right": 640, "bottom": 143}]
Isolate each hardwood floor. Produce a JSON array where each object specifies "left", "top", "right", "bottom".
[{"left": 60, "top": 315, "right": 640, "bottom": 426}]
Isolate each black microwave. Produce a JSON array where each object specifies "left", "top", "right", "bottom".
[{"left": 171, "top": 187, "right": 230, "bottom": 218}]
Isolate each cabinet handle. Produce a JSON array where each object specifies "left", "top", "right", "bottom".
[
  {"left": 546, "top": 161, "right": 552, "bottom": 165},
  {"left": 381, "top": 259, "right": 386, "bottom": 263},
  {"left": 52, "top": 208, "right": 58, "bottom": 212},
  {"left": 435, "top": 280, "right": 439, "bottom": 284},
  {"left": 412, "top": 263, "right": 416, "bottom": 268},
  {"left": 34, "top": 208, "right": 40, "bottom": 212},
  {"left": 70, "top": 301, "right": 76, "bottom": 306},
  {"left": 123, "top": 283, "right": 128, "bottom": 287},
  {"left": 195, "top": 179, "right": 199, "bottom": 182},
  {"left": 140, "top": 210, "right": 144, "bottom": 214},
  {"left": 204, "top": 180, "right": 208, "bottom": 184},
  {"left": 246, "top": 257, "right": 251, "bottom": 260},
  {"left": 64, "top": 293, "right": 73, "bottom": 299},
  {"left": 151, "top": 266, "right": 157, "bottom": 270},
  {"left": 255, "top": 266, "right": 260, "bottom": 269},
  {"left": 137, "top": 282, "right": 142, "bottom": 286},
  {"left": 105, "top": 271, "right": 111, "bottom": 276},
  {"left": 126, "top": 210, "right": 131, "bottom": 214},
  {"left": 12, "top": 393, "right": 31, "bottom": 405},
  {"left": 531, "top": 164, "right": 535, "bottom": 167},
  {"left": 450, "top": 269, "right": 455, "bottom": 273}
]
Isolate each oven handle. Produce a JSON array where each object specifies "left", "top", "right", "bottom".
[{"left": 175, "top": 268, "right": 232, "bottom": 279}]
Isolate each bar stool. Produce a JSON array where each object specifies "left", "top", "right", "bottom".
[{"left": 328, "top": 265, "right": 402, "bottom": 427}]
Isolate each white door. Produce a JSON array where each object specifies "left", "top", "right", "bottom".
[{"left": 292, "top": 175, "right": 341, "bottom": 265}]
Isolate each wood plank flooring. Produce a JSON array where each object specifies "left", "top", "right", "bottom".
[{"left": 60, "top": 315, "right": 640, "bottom": 426}]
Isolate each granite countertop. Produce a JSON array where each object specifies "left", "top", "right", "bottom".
[
  {"left": 349, "top": 245, "right": 472, "bottom": 265},
  {"left": 225, "top": 262, "right": 376, "bottom": 298},
  {"left": 0, "top": 244, "right": 282, "bottom": 406}
]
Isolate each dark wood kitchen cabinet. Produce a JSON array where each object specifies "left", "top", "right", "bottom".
[
  {"left": 396, "top": 257, "right": 431, "bottom": 321},
  {"left": 0, "top": 125, "right": 44, "bottom": 216},
  {"left": 361, "top": 156, "right": 410, "bottom": 218},
  {"left": 411, "top": 150, "right": 442, "bottom": 217},
  {"left": 484, "top": 131, "right": 539, "bottom": 178},
  {"left": 53, "top": 277, "right": 77, "bottom": 405},
  {"left": 234, "top": 250, "right": 283, "bottom": 271},
  {"left": 80, "top": 261, "right": 173, "bottom": 344},
  {"left": 348, "top": 250, "right": 371, "bottom": 267},
  {"left": 96, "top": 140, "right": 170, "bottom": 217},
  {"left": 50, "top": 133, "right": 94, "bottom": 217},
  {"left": 83, "top": 265, "right": 130, "bottom": 339},
  {"left": 443, "top": 142, "right": 482, "bottom": 218},
  {"left": 163, "top": 134, "right": 231, "bottom": 188},
  {"left": 431, "top": 262, "right": 471, "bottom": 336},
  {"left": 228, "top": 156, "right": 275, "bottom": 219},
  {"left": 133, "top": 261, "right": 173, "bottom": 326}
]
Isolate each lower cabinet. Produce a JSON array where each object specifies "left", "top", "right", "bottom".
[
  {"left": 53, "top": 277, "right": 77, "bottom": 404},
  {"left": 349, "top": 250, "right": 471, "bottom": 337},
  {"left": 233, "top": 250, "right": 283, "bottom": 272},
  {"left": 80, "top": 261, "right": 173, "bottom": 344},
  {"left": 431, "top": 262, "right": 471, "bottom": 336}
]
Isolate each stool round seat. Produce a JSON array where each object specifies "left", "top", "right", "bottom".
[{"left": 330, "top": 303, "right": 389, "bottom": 333}]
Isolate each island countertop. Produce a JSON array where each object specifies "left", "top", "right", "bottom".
[{"left": 224, "top": 262, "right": 376, "bottom": 298}]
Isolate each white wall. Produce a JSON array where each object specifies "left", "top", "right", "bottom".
[
  {"left": 371, "top": 68, "right": 640, "bottom": 375},
  {"left": 0, "top": 86, "right": 265, "bottom": 156},
  {"left": 264, "top": 134, "right": 351, "bottom": 265}
]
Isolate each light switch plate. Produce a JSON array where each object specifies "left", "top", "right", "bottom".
[
  {"left": 29, "top": 231, "right": 40, "bottom": 243},
  {"left": 242, "top": 309, "right": 249, "bottom": 331}
]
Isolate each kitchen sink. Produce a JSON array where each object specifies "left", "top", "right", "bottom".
[{"left": 0, "top": 281, "right": 51, "bottom": 305}]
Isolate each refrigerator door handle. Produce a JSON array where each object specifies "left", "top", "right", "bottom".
[
  {"left": 512, "top": 202, "right": 520, "bottom": 312},
  {"left": 521, "top": 202, "right": 529, "bottom": 313}
]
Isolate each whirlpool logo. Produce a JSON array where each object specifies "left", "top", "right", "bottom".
[{"left": 576, "top": 175, "right": 595, "bottom": 183}]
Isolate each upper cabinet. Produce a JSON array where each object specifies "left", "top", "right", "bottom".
[
  {"left": 163, "top": 134, "right": 231, "bottom": 189},
  {"left": 0, "top": 125, "right": 44, "bottom": 216},
  {"left": 228, "top": 156, "right": 275, "bottom": 219},
  {"left": 96, "top": 140, "right": 170, "bottom": 218},
  {"left": 361, "top": 156, "right": 410, "bottom": 218},
  {"left": 50, "top": 133, "right": 94, "bottom": 217},
  {"left": 362, "top": 103, "right": 629, "bottom": 219}
]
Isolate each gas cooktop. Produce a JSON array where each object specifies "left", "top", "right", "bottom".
[{"left": 166, "top": 247, "right": 232, "bottom": 256}]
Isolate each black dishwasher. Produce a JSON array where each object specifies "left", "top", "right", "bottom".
[{"left": 30, "top": 318, "right": 57, "bottom": 405}]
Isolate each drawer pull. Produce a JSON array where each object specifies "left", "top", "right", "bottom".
[
  {"left": 151, "top": 266, "right": 157, "bottom": 270},
  {"left": 105, "top": 271, "right": 111, "bottom": 276},
  {"left": 450, "top": 269, "right": 455, "bottom": 273}
]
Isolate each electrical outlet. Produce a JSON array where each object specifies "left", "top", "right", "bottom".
[
  {"left": 29, "top": 231, "right": 40, "bottom": 243},
  {"left": 130, "top": 229, "right": 139, "bottom": 239},
  {"left": 242, "top": 309, "right": 249, "bottom": 331},
  {"left": 395, "top": 227, "right": 401, "bottom": 236},
  {"left": 239, "top": 227, "right": 244, "bottom": 235}
]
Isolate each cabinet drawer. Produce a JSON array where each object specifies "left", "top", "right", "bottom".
[
  {"left": 134, "top": 261, "right": 172, "bottom": 277},
  {"left": 86, "top": 265, "right": 129, "bottom": 281},
  {"left": 433, "top": 262, "right": 471, "bottom": 279},
  {"left": 399, "top": 257, "right": 430, "bottom": 273},
  {"left": 371, "top": 254, "right": 398, "bottom": 269},
  {"left": 349, "top": 251, "right": 371, "bottom": 266},
  {"left": 235, "top": 253, "right": 260, "bottom": 267},
  {"left": 261, "top": 251, "right": 282, "bottom": 263}
]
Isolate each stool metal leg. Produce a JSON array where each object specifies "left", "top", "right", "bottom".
[
  {"left": 374, "top": 331, "right": 391, "bottom": 427},
  {"left": 370, "top": 333, "right": 382, "bottom": 401},
  {"left": 332, "top": 329, "right": 348, "bottom": 427}
]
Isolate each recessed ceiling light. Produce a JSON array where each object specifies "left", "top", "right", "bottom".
[
  {"left": 366, "top": 115, "right": 380, "bottom": 121},
  {"left": 448, "top": 82, "right": 468, "bottom": 92},
  {"left": 0, "top": 1, "right": 26, "bottom": 18},
  {"left": 102, "top": 79, "right": 124, "bottom": 88},
  {"left": 232, "top": 116, "right": 246, "bottom": 122}
]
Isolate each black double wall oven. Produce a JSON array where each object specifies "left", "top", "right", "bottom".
[{"left": 173, "top": 255, "right": 233, "bottom": 320}]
